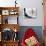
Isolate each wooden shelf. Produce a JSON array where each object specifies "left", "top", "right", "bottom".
[
  {"left": 0, "top": 7, "right": 19, "bottom": 11},
  {"left": 2, "top": 40, "right": 19, "bottom": 42},
  {"left": 0, "top": 7, "right": 19, "bottom": 24},
  {"left": 0, "top": 7, "right": 19, "bottom": 46},
  {"left": 0, "top": 24, "right": 20, "bottom": 32},
  {"left": 0, "top": 40, "right": 19, "bottom": 46}
]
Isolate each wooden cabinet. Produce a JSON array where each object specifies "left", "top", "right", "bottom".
[
  {"left": 2, "top": 41, "right": 19, "bottom": 46},
  {"left": 0, "top": 41, "right": 19, "bottom": 46},
  {"left": 0, "top": 7, "right": 19, "bottom": 46}
]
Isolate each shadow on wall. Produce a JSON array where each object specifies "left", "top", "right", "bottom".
[{"left": 18, "top": 26, "right": 43, "bottom": 44}]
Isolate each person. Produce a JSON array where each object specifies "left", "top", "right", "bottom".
[{"left": 21, "top": 28, "right": 41, "bottom": 46}]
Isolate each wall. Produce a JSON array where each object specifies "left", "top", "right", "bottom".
[
  {"left": 0, "top": 0, "right": 44, "bottom": 26},
  {"left": 17, "top": 0, "right": 44, "bottom": 26},
  {"left": 0, "top": 0, "right": 44, "bottom": 44}
]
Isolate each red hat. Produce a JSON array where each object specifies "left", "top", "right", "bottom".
[{"left": 23, "top": 28, "right": 36, "bottom": 41}]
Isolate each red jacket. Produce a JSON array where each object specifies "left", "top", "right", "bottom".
[{"left": 21, "top": 28, "right": 41, "bottom": 46}]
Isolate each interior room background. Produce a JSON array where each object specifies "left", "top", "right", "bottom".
[
  {"left": 0, "top": 0, "right": 44, "bottom": 45},
  {"left": 0, "top": 0, "right": 44, "bottom": 26}
]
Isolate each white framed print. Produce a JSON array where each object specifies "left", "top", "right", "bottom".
[
  {"left": 24, "top": 8, "right": 37, "bottom": 18},
  {"left": 2, "top": 10, "right": 9, "bottom": 15}
]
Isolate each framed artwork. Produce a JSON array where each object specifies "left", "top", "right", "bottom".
[
  {"left": 24, "top": 8, "right": 37, "bottom": 18},
  {"left": 2, "top": 10, "right": 9, "bottom": 15}
]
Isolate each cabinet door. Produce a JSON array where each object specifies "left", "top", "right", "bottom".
[{"left": 3, "top": 42, "right": 18, "bottom": 46}]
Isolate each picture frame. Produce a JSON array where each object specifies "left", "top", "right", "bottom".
[
  {"left": 24, "top": 8, "right": 37, "bottom": 18},
  {"left": 2, "top": 10, "right": 9, "bottom": 15}
]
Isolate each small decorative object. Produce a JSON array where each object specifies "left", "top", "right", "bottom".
[
  {"left": 10, "top": 10, "right": 14, "bottom": 15},
  {"left": 9, "top": 10, "right": 17, "bottom": 15},
  {"left": 15, "top": 0, "right": 17, "bottom": 7},
  {"left": 24, "top": 8, "right": 37, "bottom": 18},
  {"left": 2, "top": 10, "right": 9, "bottom": 15}
]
